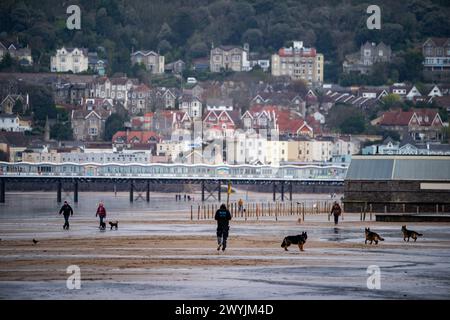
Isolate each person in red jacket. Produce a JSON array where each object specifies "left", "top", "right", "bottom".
[{"left": 96, "top": 202, "right": 107, "bottom": 230}]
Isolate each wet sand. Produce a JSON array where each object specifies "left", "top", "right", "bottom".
[{"left": 1, "top": 192, "right": 450, "bottom": 299}]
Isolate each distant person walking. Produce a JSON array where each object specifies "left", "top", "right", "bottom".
[
  {"left": 215, "top": 204, "right": 232, "bottom": 251},
  {"left": 330, "top": 201, "right": 342, "bottom": 225},
  {"left": 96, "top": 202, "right": 107, "bottom": 230},
  {"left": 59, "top": 200, "right": 73, "bottom": 230},
  {"left": 238, "top": 198, "right": 244, "bottom": 214}
]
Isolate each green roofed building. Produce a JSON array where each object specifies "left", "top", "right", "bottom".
[{"left": 343, "top": 155, "right": 450, "bottom": 213}]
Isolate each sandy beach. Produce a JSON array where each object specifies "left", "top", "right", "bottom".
[{"left": 1, "top": 192, "right": 450, "bottom": 299}]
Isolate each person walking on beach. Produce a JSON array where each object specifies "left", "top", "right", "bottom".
[
  {"left": 96, "top": 202, "right": 107, "bottom": 230},
  {"left": 215, "top": 204, "right": 232, "bottom": 252},
  {"left": 330, "top": 201, "right": 342, "bottom": 225},
  {"left": 238, "top": 198, "right": 244, "bottom": 214},
  {"left": 59, "top": 200, "right": 73, "bottom": 230}
]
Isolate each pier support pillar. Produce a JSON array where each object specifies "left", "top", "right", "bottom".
[
  {"left": 289, "top": 182, "right": 293, "bottom": 201},
  {"left": 146, "top": 180, "right": 150, "bottom": 202},
  {"left": 74, "top": 180, "right": 78, "bottom": 203},
  {"left": 218, "top": 181, "right": 221, "bottom": 202},
  {"left": 201, "top": 181, "right": 205, "bottom": 202},
  {"left": 57, "top": 180, "right": 62, "bottom": 203},
  {"left": 130, "top": 181, "right": 134, "bottom": 203},
  {"left": 281, "top": 182, "right": 285, "bottom": 202},
  {"left": 0, "top": 178, "right": 5, "bottom": 203},
  {"left": 273, "top": 182, "right": 276, "bottom": 202}
]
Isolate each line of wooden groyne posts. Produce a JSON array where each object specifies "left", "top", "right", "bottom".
[{"left": 190, "top": 200, "right": 373, "bottom": 221}]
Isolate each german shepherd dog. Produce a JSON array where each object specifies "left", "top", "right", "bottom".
[
  {"left": 401, "top": 225, "right": 423, "bottom": 242},
  {"left": 281, "top": 232, "right": 308, "bottom": 251},
  {"left": 365, "top": 228, "right": 384, "bottom": 245},
  {"left": 109, "top": 221, "right": 119, "bottom": 230}
]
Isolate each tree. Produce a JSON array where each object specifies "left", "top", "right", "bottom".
[
  {"left": 369, "top": 63, "right": 389, "bottom": 86},
  {"left": 397, "top": 50, "right": 424, "bottom": 82},
  {"left": 171, "top": 10, "right": 194, "bottom": 45},
  {"left": 50, "top": 123, "right": 73, "bottom": 141},
  {"left": 157, "top": 22, "right": 174, "bottom": 42},
  {"left": 242, "top": 29, "right": 263, "bottom": 48},
  {"left": 340, "top": 115, "right": 366, "bottom": 134},
  {"left": 189, "top": 42, "right": 209, "bottom": 59},
  {"left": 157, "top": 40, "right": 172, "bottom": 55},
  {"left": 326, "top": 104, "right": 366, "bottom": 134},
  {"left": 12, "top": 99, "right": 24, "bottom": 114},
  {"left": 104, "top": 113, "right": 126, "bottom": 141},
  {"left": 0, "top": 150, "right": 8, "bottom": 162},
  {"left": 381, "top": 94, "right": 402, "bottom": 110},
  {"left": 287, "top": 80, "right": 308, "bottom": 96},
  {"left": 0, "top": 52, "right": 14, "bottom": 71},
  {"left": 26, "top": 85, "right": 57, "bottom": 121}
]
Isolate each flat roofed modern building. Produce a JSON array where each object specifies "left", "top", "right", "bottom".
[{"left": 344, "top": 155, "right": 450, "bottom": 213}]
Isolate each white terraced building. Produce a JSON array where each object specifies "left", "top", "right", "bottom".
[{"left": 51, "top": 47, "right": 89, "bottom": 73}]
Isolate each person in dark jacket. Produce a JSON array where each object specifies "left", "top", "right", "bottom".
[
  {"left": 59, "top": 201, "right": 74, "bottom": 230},
  {"left": 330, "top": 201, "right": 342, "bottom": 225},
  {"left": 215, "top": 204, "right": 232, "bottom": 251},
  {"left": 96, "top": 202, "right": 107, "bottom": 230}
]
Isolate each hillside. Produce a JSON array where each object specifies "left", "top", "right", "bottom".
[{"left": 1, "top": 0, "right": 450, "bottom": 82}]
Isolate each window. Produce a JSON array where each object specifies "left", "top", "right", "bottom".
[{"left": 89, "top": 127, "right": 98, "bottom": 135}]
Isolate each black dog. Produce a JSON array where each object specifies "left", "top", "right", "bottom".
[
  {"left": 281, "top": 232, "right": 308, "bottom": 251},
  {"left": 109, "top": 221, "right": 119, "bottom": 230}
]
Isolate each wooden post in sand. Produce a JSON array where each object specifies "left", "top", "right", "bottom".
[
  {"left": 197, "top": 205, "right": 200, "bottom": 220},
  {"left": 191, "top": 205, "right": 193, "bottom": 220},
  {"left": 256, "top": 204, "right": 259, "bottom": 220}
]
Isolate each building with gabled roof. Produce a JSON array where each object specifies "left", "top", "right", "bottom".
[
  {"left": 51, "top": 47, "right": 89, "bottom": 73},
  {"left": 130, "top": 50, "right": 164, "bottom": 74},
  {"left": 0, "top": 94, "right": 29, "bottom": 114},
  {"left": 71, "top": 109, "right": 111, "bottom": 141},
  {"left": 375, "top": 109, "right": 444, "bottom": 142}
]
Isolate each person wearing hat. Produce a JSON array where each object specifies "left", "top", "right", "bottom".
[
  {"left": 96, "top": 202, "right": 107, "bottom": 230},
  {"left": 215, "top": 204, "right": 232, "bottom": 251},
  {"left": 59, "top": 200, "right": 74, "bottom": 230}
]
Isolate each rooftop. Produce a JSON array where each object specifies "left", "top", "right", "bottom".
[{"left": 346, "top": 155, "right": 450, "bottom": 181}]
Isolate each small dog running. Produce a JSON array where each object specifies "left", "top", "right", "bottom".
[{"left": 109, "top": 221, "right": 119, "bottom": 230}]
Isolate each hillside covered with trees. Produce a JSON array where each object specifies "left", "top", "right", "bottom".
[{"left": 1, "top": 0, "right": 450, "bottom": 83}]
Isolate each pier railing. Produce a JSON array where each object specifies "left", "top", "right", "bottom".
[{"left": 0, "top": 162, "right": 348, "bottom": 181}]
